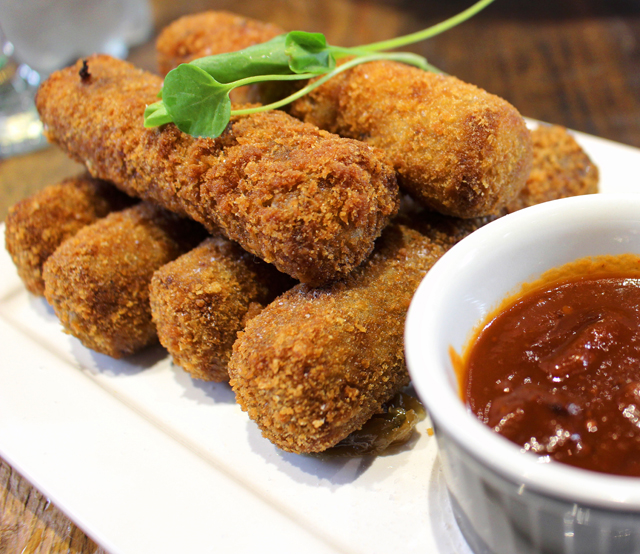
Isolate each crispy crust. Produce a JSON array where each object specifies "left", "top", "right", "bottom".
[
  {"left": 156, "top": 10, "right": 283, "bottom": 75},
  {"left": 502, "top": 125, "right": 599, "bottom": 214},
  {"left": 4, "top": 174, "right": 134, "bottom": 295},
  {"left": 228, "top": 212, "right": 484, "bottom": 453},
  {"left": 42, "top": 203, "right": 205, "bottom": 357},
  {"left": 150, "top": 237, "right": 294, "bottom": 381},
  {"left": 154, "top": 12, "right": 534, "bottom": 218},
  {"left": 290, "top": 60, "right": 533, "bottom": 218},
  {"left": 36, "top": 55, "right": 399, "bottom": 286}
]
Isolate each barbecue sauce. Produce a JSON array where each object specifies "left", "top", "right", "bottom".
[{"left": 461, "top": 254, "right": 640, "bottom": 476}]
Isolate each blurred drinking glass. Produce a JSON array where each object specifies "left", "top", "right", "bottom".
[{"left": 0, "top": 0, "right": 152, "bottom": 157}]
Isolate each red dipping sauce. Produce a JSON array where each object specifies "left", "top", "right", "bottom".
[{"left": 461, "top": 254, "right": 640, "bottom": 477}]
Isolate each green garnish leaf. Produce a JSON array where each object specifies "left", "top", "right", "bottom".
[
  {"left": 143, "top": 0, "right": 496, "bottom": 137},
  {"left": 190, "top": 35, "right": 292, "bottom": 83},
  {"left": 284, "top": 31, "right": 336, "bottom": 74},
  {"left": 162, "top": 64, "right": 232, "bottom": 138},
  {"left": 143, "top": 100, "right": 173, "bottom": 128}
]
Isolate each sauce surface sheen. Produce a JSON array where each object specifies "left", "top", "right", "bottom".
[{"left": 464, "top": 262, "right": 640, "bottom": 476}]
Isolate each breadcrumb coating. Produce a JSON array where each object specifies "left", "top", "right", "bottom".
[
  {"left": 42, "top": 203, "right": 206, "bottom": 357},
  {"left": 156, "top": 11, "right": 284, "bottom": 104},
  {"left": 290, "top": 60, "right": 533, "bottom": 218},
  {"left": 227, "top": 123, "right": 599, "bottom": 453},
  {"left": 5, "top": 174, "right": 134, "bottom": 295},
  {"left": 228, "top": 212, "right": 485, "bottom": 453},
  {"left": 152, "top": 12, "right": 533, "bottom": 218},
  {"left": 36, "top": 55, "right": 399, "bottom": 286},
  {"left": 150, "top": 237, "right": 294, "bottom": 381},
  {"left": 501, "top": 124, "right": 599, "bottom": 214},
  {"left": 157, "top": 10, "right": 283, "bottom": 75}
]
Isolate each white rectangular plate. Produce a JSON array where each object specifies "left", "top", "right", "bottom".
[{"left": 1, "top": 125, "right": 639, "bottom": 554}]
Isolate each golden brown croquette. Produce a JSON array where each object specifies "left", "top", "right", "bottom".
[
  {"left": 36, "top": 55, "right": 400, "bottom": 286},
  {"left": 42, "top": 202, "right": 206, "bottom": 357},
  {"left": 290, "top": 60, "right": 533, "bottom": 218},
  {"left": 228, "top": 212, "right": 485, "bottom": 453},
  {"left": 5, "top": 174, "right": 134, "bottom": 295},
  {"left": 501, "top": 124, "right": 599, "bottom": 214},
  {"left": 152, "top": 12, "right": 534, "bottom": 219},
  {"left": 150, "top": 236, "right": 294, "bottom": 381},
  {"left": 156, "top": 11, "right": 284, "bottom": 104}
]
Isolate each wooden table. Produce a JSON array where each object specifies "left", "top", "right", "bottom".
[{"left": 1, "top": 0, "right": 639, "bottom": 552}]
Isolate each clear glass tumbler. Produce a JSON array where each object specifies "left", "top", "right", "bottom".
[{"left": 0, "top": 0, "right": 152, "bottom": 157}]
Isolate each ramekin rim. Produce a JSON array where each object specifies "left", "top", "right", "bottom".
[{"left": 405, "top": 193, "right": 640, "bottom": 510}]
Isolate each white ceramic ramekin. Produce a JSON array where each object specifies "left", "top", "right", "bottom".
[{"left": 405, "top": 194, "right": 640, "bottom": 554}]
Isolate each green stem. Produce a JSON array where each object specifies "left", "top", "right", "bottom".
[
  {"left": 230, "top": 52, "right": 431, "bottom": 116},
  {"left": 353, "top": 0, "right": 495, "bottom": 53},
  {"left": 228, "top": 71, "right": 320, "bottom": 89}
]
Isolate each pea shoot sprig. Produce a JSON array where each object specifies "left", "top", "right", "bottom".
[{"left": 144, "top": 0, "right": 495, "bottom": 138}]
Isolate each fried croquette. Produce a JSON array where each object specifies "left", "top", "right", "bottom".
[
  {"left": 152, "top": 11, "right": 533, "bottom": 218},
  {"left": 36, "top": 55, "right": 400, "bottom": 286},
  {"left": 156, "top": 10, "right": 284, "bottom": 75},
  {"left": 150, "top": 237, "right": 294, "bottom": 381},
  {"left": 501, "top": 124, "right": 599, "bottom": 214},
  {"left": 227, "top": 125, "right": 598, "bottom": 453},
  {"left": 42, "top": 202, "right": 206, "bottom": 358},
  {"left": 290, "top": 60, "right": 533, "bottom": 218},
  {"left": 228, "top": 212, "right": 485, "bottom": 453},
  {"left": 4, "top": 174, "right": 134, "bottom": 295},
  {"left": 157, "top": 11, "right": 284, "bottom": 104}
]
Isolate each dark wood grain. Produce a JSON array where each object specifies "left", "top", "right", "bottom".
[
  {"left": 1, "top": 0, "right": 639, "bottom": 552},
  {"left": 409, "top": 0, "right": 640, "bottom": 147}
]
